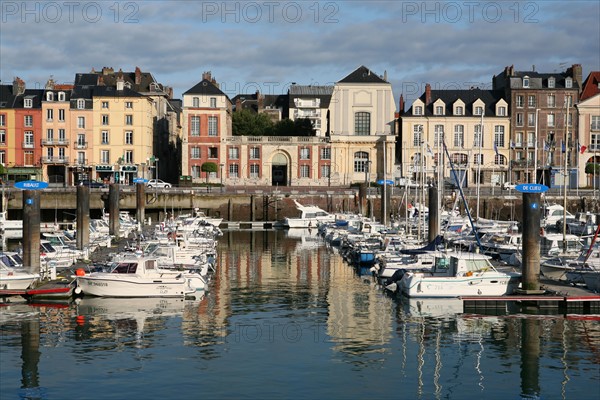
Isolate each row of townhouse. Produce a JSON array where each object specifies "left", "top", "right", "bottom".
[
  {"left": 0, "top": 67, "right": 180, "bottom": 186},
  {"left": 399, "top": 64, "right": 600, "bottom": 189},
  {"left": 0, "top": 64, "right": 598, "bottom": 189},
  {"left": 0, "top": 65, "right": 397, "bottom": 188}
]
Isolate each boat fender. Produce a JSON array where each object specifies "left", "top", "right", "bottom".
[
  {"left": 465, "top": 271, "right": 473, "bottom": 277},
  {"left": 74, "top": 286, "right": 82, "bottom": 295},
  {"left": 76, "top": 268, "right": 86, "bottom": 276}
]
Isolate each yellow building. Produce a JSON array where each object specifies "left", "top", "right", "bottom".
[
  {"left": 400, "top": 85, "right": 510, "bottom": 188},
  {"left": 90, "top": 79, "right": 154, "bottom": 184},
  {"left": 40, "top": 81, "right": 73, "bottom": 185},
  {"left": 0, "top": 107, "right": 15, "bottom": 171}
]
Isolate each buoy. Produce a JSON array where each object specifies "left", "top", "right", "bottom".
[
  {"left": 76, "top": 268, "right": 86, "bottom": 276},
  {"left": 76, "top": 315, "right": 85, "bottom": 326}
]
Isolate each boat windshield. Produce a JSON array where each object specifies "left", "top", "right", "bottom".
[{"left": 112, "top": 263, "right": 137, "bottom": 274}]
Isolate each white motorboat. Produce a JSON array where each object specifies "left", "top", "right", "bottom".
[
  {"left": 283, "top": 200, "right": 335, "bottom": 229},
  {"left": 0, "top": 258, "right": 39, "bottom": 290},
  {"left": 399, "top": 251, "right": 521, "bottom": 298},
  {"left": 75, "top": 256, "right": 195, "bottom": 298}
]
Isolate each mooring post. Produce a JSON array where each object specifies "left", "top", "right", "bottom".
[
  {"left": 109, "top": 184, "right": 120, "bottom": 238},
  {"left": 76, "top": 185, "right": 90, "bottom": 252},
  {"left": 250, "top": 195, "right": 255, "bottom": 222},
  {"left": 520, "top": 192, "right": 542, "bottom": 292},
  {"left": 22, "top": 190, "right": 41, "bottom": 275},
  {"left": 428, "top": 186, "right": 439, "bottom": 242},
  {"left": 136, "top": 183, "right": 145, "bottom": 228}
]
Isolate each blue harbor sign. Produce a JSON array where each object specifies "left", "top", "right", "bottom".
[
  {"left": 377, "top": 179, "right": 394, "bottom": 185},
  {"left": 515, "top": 183, "right": 549, "bottom": 193},
  {"left": 133, "top": 178, "right": 149, "bottom": 184},
  {"left": 14, "top": 180, "right": 49, "bottom": 190}
]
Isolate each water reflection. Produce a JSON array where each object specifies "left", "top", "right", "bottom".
[{"left": 1, "top": 230, "right": 599, "bottom": 399}]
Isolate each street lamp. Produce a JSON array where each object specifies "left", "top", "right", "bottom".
[{"left": 220, "top": 163, "right": 224, "bottom": 193}]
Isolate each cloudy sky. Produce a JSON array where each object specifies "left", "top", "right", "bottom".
[{"left": 1, "top": 1, "right": 599, "bottom": 107}]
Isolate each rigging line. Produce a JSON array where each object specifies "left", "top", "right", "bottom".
[{"left": 442, "top": 138, "right": 482, "bottom": 251}]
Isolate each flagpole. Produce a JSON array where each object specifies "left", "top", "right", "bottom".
[
  {"left": 476, "top": 113, "right": 483, "bottom": 220},
  {"left": 534, "top": 108, "right": 539, "bottom": 183}
]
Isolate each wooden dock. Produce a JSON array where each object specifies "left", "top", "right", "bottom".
[{"left": 462, "top": 278, "right": 600, "bottom": 315}]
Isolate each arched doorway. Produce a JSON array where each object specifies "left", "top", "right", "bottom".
[{"left": 272, "top": 153, "right": 288, "bottom": 186}]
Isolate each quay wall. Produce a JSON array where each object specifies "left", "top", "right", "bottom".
[{"left": 1, "top": 187, "right": 599, "bottom": 225}]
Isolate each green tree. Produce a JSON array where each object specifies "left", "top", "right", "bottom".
[
  {"left": 201, "top": 162, "right": 218, "bottom": 185},
  {"left": 585, "top": 163, "right": 600, "bottom": 175},
  {"left": 232, "top": 109, "right": 273, "bottom": 136}
]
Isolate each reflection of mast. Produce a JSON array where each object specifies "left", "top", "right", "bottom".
[
  {"left": 561, "top": 322, "right": 570, "bottom": 400},
  {"left": 434, "top": 328, "right": 442, "bottom": 398},
  {"left": 417, "top": 321, "right": 425, "bottom": 396}
]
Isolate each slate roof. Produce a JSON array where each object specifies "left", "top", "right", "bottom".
[
  {"left": 580, "top": 71, "right": 600, "bottom": 101},
  {"left": 494, "top": 68, "right": 580, "bottom": 90},
  {"left": 409, "top": 89, "right": 508, "bottom": 117},
  {"left": 287, "top": 85, "right": 333, "bottom": 109},
  {"left": 183, "top": 79, "right": 230, "bottom": 99},
  {"left": 338, "top": 65, "right": 388, "bottom": 84},
  {"left": 75, "top": 69, "right": 165, "bottom": 93},
  {"left": 6, "top": 89, "right": 45, "bottom": 109},
  {"left": 232, "top": 93, "right": 288, "bottom": 113}
]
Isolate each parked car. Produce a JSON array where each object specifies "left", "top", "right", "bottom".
[
  {"left": 78, "top": 180, "right": 106, "bottom": 188},
  {"left": 503, "top": 182, "right": 517, "bottom": 190},
  {"left": 146, "top": 179, "right": 172, "bottom": 189}
]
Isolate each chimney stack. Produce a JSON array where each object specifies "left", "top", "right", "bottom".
[
  {"left": 256, "top": 90, "right": 263, "bottom": 111},
  {"left": 399, "top": 94, "right": 405, "bottom": 114},
  {"left": 12, "top": 77, "right": 26, "bottom": 96},
  {"left": 135, "top": 66, "right": 142, "bottom": 85},
  {"left": 425, "top": 83, "right": 431, "bottom": 105},
  {"left": 567, "top": 64, "right": 583, "bottom": 89}
]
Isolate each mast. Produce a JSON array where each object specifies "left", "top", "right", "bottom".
[
  {"left": 562, "top": 99, "right": 569, "bottom": 253},
  {"left": 534, "top": 108, "right": 539, "bottom": 183},
  {"left": 476, "top": 112, "right": 483, "bottom": 220}
]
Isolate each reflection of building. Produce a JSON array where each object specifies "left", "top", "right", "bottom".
[
  {"left": 493, "top": 64, "right": 582, "bottom": 186},
  {"left": 576, "top": 71, "right": 600, "bottom": 188},
  {"left": 400, "top": 85, "right": 509, "bottom": 187}
]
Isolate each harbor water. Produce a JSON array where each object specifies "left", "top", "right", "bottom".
[{"left": 1, "top": 230, "right": 599, "bottom": 400}]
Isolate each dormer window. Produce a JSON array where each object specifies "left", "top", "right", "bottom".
[
  {"left": 435, "top": 105, "right": 444, "bottom": 115},
  {"left": 474, "top": 106, "right": 483, "bottom": 116},
  {"left": 455, "top": 106, "right": 463, "bottom": 116},
  {"left": 58, "top": 92, "right": 65, "bottom": 101},
  {"left": 414, "top": 106, "right": 423, "bottom": 116},
  {"left": 523, "top": 76, "right": 530, "bottom": 88},
  {"left": 24, "top": 98, "right": 33, "bottom": 108},
  {"left": 565, "top": 77, "right": 573, "bottom": 89},
  {"left": 548, "top": 77, "right": 555, "bottom": 89},
  {"left": 46, "top": 92, "right": 54, "bottom": 101},
  {"left": 77, "top": 99, "right": 85, "bottom": 109}
]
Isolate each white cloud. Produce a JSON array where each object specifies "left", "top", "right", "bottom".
[{"left": 1, "top": 0, "right": 598, "bottom": 102}]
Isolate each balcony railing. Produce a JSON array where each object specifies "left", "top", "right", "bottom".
[
  {"left": 41, "top": 139, "right": 69, "bottom": 146},
  {"left": 23, "top": 142, "right": 34, "bottom": 148},
  {"left": 510, "top": 159, "right": 534, "bottom": 168},
  {"left": 41, "top": 156, "right": 69, "bottom": 164},
  {"left": 74, "top": 141, "right": 88, "bottom": 149}
]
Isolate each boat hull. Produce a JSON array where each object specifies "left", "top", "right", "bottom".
[
  {"left": 400, "top": 273, "right": 521, "bottom": 298},
  {"left": 0, "top": 274, "right": 39, "bottom": 290},
  {"left": 77, "top": 274, "right": 191, "bottom": 297}
]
